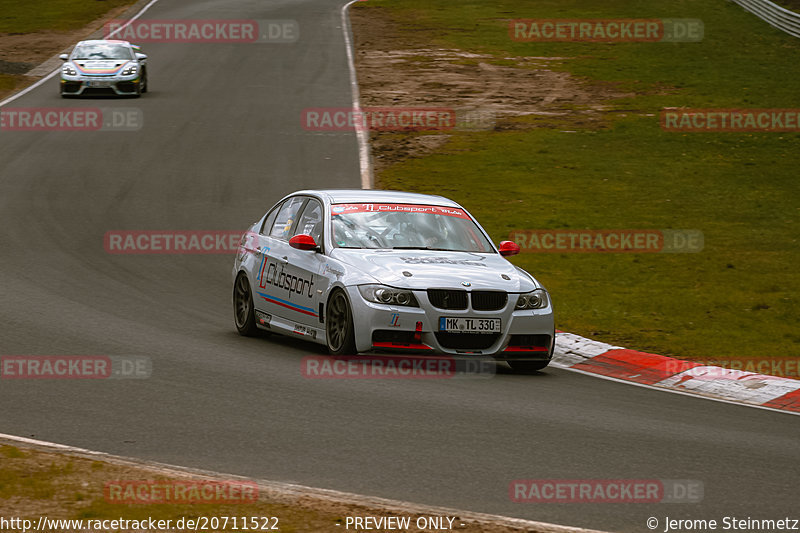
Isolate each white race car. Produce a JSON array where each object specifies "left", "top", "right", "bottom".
[
  {"left": 59, "top": 40, "right": 147, "bottom": 97},
  {"left": 232, "top": 190, "right": 554, "bottom": 372}
]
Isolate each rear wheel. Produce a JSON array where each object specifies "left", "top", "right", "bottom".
[
  {"left": 326, "top": 289, "right": 356, "bottom": 355},
  {"left": 233, "top": 273, "right": 258, "bottom": 336},
  {"left": 508, "top": 360, "right": 550, "bottom": 373}
]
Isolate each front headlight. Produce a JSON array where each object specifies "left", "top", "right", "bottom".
[
  {"left": 515, "top": 289, "right": 549, "bottom": 310},
  {"left": 61, "top": 64, "right": 77, "bottom": 76},
  {"left": 358, "top": 285, "right": 419, "bottom": 307},
  {"left": 121, "top": 64, "right": 138, "bottom": 76}
]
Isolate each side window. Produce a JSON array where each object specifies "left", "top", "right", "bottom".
[
  {"left": 260, "top": 205, "right": 281, "bottom": 235},
  {"left": 293, "top": 200, "right": 324, "bottom": 245},
  {"left": 269, "top": 197, "right": 306, "bottom": 240}
]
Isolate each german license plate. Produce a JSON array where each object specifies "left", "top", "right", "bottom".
[
  {"left": 86, "top": 81, "right": 111, "bottom": 88},
  {"left": 439, "top": 317, "right": 501, "bottom": 334}
]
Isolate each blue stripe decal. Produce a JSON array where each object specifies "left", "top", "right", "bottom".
[{"left": 256, "top": 291, "right": 317, "bottom": 314}]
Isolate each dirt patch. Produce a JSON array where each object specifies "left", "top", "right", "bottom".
[
  {"left": 349, "top": 5, "right": 630, "bottom": 174},
  {"left": 0, "top": 4, "right": 134, "bottom": 99},
  {"left": 772, "top": 0, "right": 800, "bottom": 11},
  {"left": 0, "top": 4, "right": 133, "bottom": 66},
  {"left": 0, "top": 442, "right": 561, "bottom": 533}
]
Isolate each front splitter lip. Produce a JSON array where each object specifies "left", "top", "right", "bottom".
[
  {"left": 60, "top": 78, "right": 141, "bottom": 96},
  {"left": 347, "top": 287, "right": 554, "bottom": 356}
]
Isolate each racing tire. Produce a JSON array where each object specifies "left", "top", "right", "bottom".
[
  {"left": 233, "top": 272, "right": 258, "bottom": 337},
  {"left": 326, "top": 289, "right": 357, "bottom": 355},
  {"left": 141, "top": 70, "right": 147, "bottom": 94},
  {"left": 508, "top": 360, "right": 550, "bottom": 374}
]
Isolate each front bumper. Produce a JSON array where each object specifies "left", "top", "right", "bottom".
[
  {"left": 60, "top": 76, "right": 141, "bottom": 96},
  {"left": 345, "top": 286, "right": 555, "bottom": 360}
]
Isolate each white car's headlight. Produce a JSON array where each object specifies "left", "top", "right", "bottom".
[
  {"left": 515, "top": 289, "right": 549, "bottom": 310},
  {"left": 358, "top": 285, "right": 419, "bottom": 307},
  {"left": 121, "top": 64, "right": 138, "bottom": 76},
  {"left": 61, "top": 64, "right": 77, "bottom": 76}
]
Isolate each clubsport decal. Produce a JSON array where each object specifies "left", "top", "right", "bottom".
[
  {"left": 398, "top": 256, "right": 487, "bottom": 267},
  {"left": 258, "top": 260, "right": 314, "bottom": 298}
]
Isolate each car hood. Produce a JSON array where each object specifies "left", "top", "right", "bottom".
[
  {"left": 331, "top": 249, "right": 539, "bottom": 292},
  {"left": 73, "top": 60, "right": 130, "bottom": 75}
]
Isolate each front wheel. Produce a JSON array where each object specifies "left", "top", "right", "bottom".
[
  {"left": 508, "top": 360, "right": 550, "bottom": 373},
  {"left": 326, "top": 289, "right": 357, "bottom": 355},
  {"left": 233, "top": 272, "right": 258, "bottom": 336}
]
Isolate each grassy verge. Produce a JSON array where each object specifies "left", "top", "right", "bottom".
[
  {"left": 773, "top": 0, "right": 800, "bottom": 12},
  {"left": 354, "top": 0, "right": 800, "bottom": 360},
  {"left": 0, "top": 444, "right": 517, "bottom": 533},
  {"left": 0, "top": 444, "right": 340, "bottom": 532},
  {"left": 0, "top": 0, "right": 139, "bottom": 102},
  {"left": 0, "top": 0, "right": 135, "bottom": 33}
]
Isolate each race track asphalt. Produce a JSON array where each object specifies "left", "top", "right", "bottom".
[{"left": 0, "top": 0, "right": 797, "bottom": 530}]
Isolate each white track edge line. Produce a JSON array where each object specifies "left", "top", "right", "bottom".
[
  {"left": 551, "top": 362, "right": 800, "bottom": 417},
  {"left": 0, "top": 0, "right": 161, "bottom": 109},
  {"left": 341, "top": 0, "right": 374, "bottom": 190},
  {"left": 0, "top": 433, "right": 607, "bottom": 533}
]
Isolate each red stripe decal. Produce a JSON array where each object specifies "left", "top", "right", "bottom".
[
  {"left": 372, "top": 341, "right": 433, "bottom": 350},
  {"left": 261, "top": 296, "right": 318, "bottom": 317}
]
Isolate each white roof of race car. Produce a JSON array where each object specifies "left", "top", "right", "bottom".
[
  {"left": 299, "top": 189, "right": 462, "bottom": 208},
  {"left": 76, "top": 39, "right": 133, "bottom": 46}
]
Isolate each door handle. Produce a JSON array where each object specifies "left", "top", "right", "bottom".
[{"left": 279, "top": 256, "right": 289, "bottom": 263}]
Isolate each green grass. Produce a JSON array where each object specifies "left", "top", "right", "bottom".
[
  {"left": 0, "top": 0, "right": 135, "bottom": 33},
  {"left": 358, "top": 0, "right": 800, "bottom": 359},
  {"left": 1, "top": 444, "right": 492, "bottom": 533},
  {"left": 772, "top": 0, "right": 800, "bottom": 12},
  {"left": 0, "top": 73, "right": 26, "bottom": 95}
]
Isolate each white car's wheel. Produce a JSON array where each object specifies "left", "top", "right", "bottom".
[
  {"left": 233, "top": 273, "right": 258, "bottom": 336},
  {"left": 326, "top": 290, "right": 356, "bottom": 355}
]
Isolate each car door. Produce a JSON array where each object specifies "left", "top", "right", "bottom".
[
  {"left": 253, "top": 196, "right": 322, "bottom": 335},
  {"left": 253, "top": 196, "right": 306, "bottom": 328},
  {"left": 247, "top": 202, "right": 282, "bottom": 327},
  {"left": 286, "top": 198, "right": 331, "bottom": 333}
]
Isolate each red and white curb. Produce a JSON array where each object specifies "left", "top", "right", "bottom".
[{"left": 551, "top": 332, "right": 800, "bottom": 414}]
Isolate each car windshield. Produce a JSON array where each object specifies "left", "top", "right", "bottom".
[
  {"left": 72, "top": 43, "right": 133, "bottom": 60},
  {"left": 331, "top": 203, "right": 494, "bottom": 252}
]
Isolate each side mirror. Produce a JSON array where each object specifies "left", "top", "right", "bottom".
[
  {"left": 136, "top": 53, "right": 148, "bottom": 61},
  {"left": 498, "top": 241, "right": 520, "bottom": 257},
  {"left": 59, "top": 54, "right": 69, "bottom": 61},
  {"left": 289, "top": 234, "right": 318, "bottom": 251}
]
